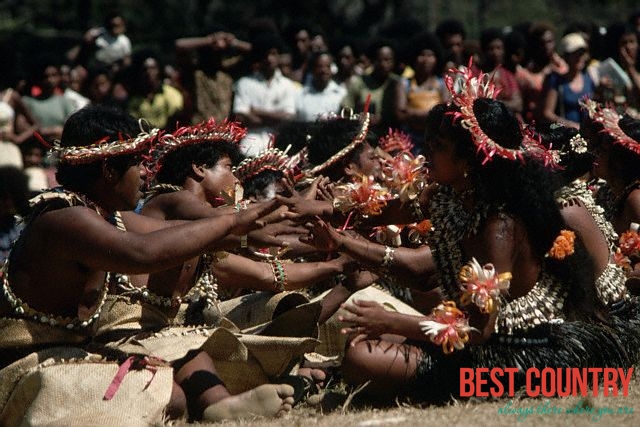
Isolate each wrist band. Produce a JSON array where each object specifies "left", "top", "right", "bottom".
[
  {"left": 268, "top": 259, "right": 287, "bottom": 292},
  {"left": 234, "top": 200, "right": 249, "bottom": 212},
  {"left": 381, "top": 245, "right": 395, "bottom": 269},
  {"left": 235, "top": 200, "right": 249, "bottom": 248},
  {"left": 411, "top": 198, "right": 424, "bottom": 222}
]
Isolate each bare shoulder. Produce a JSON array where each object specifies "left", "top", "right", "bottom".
[
  {"left": 141, "top": 191, "right": 184, "bottom": 219},
  {"left": 32, "top": 205, "right": 118, "bottom": 240},
  {"left": 483, "top": 211, "right": 517, "bottom": 241},
  {"left": 20, "top": 205, "right": 119, "bottom": 265},
  {"left": 120, "top": 210, "right": 175, "bottom": 233},
  {"left": 625, "top": 188, "right": 640, "bottom": 223},
  {"left": 143, "top": 190, "right": 206, "bottom": 220}
]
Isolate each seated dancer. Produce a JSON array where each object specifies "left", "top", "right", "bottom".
[
  {"left": 236, "top": 145, "right": 290, "bottom": 201},
  {"left": 535, "top": 122, "right": 628, "bottom": 306},
  {"left": 305, "top": 112, "right": 383, "bottom": 183},
  {"left": 288, "top": 113, "right": 432, "bottom": 299},
  {"left": 0, "top": 105, "right": 295, "bottom": 423},
  {"left": 128, "top": 119, "right": 353, "bottom": 312},
  {"left": 282, "top": 113, "right": 431, "bottom": 358},
  {"left": 299, "top": 67, "right": 636, "bottom": 401},
  {"left": 581, "top": 99, "right": 640, "bottom": 291}
]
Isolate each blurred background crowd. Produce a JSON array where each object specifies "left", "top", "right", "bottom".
[{"left": 2, "top": 0, "right": 640, "bottom": 261}]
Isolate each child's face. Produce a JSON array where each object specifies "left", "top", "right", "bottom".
[
  {"left": 350, "top": 143, "right": 382, "bottom": 180},
  {"left": 23, "top": 148, "right": 44, "bottom": 168},
  {"left": 201, "top": 156, "right": 239, "bottom": 203}
]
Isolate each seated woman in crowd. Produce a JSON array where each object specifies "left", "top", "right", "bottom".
[{"left": 581, "top": 98, "right": 640, "bottom": 292}]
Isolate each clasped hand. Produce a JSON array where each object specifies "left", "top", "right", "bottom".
[{"left": 339, "top": 299, "right": 390, "bottom": 346}]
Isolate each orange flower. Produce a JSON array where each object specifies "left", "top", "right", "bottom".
[
  {"left": 407, "top": 219, "right": 433, "bottom": 244},
  {"left": 332, "top": 175, "right": 391, "bottom": 217},
  {"left": 547, "top": 229, "right": 576, "bottom": 260},
  {"left": 613, "top": 248, "right": 632, "bottom": 271},
  {"left": 619, "top": 230, "right": 640, "bottom": 257},
  {"left": 411, "top": 219, "right": 432, "bottom": 235}
]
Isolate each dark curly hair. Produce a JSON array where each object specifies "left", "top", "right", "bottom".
[
  {"left": 273, "top": 120, "right": 314, "bottom": 156},
  {"left": 406, "top": 31, "right": 444, "bottom": 74},
  {"left": 582, "top": 112, "right": 640, "bottom": 185},
  {"left": 242, "top": 169, "right": 285, "bottom": 200},
  {"left": 307, "top": 118, "right": 377, "bottom": 181},
  {"left": 154, "top": 142, "right": 243, "bottom": 186},
  {"left": 56, "top": 105, "right": 142, "bottom": 193},
  {"left": 535, "top": 123, "right": 595, "bottom": 185}
]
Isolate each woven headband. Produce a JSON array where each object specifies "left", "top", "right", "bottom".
[
  {"left": 580, "top": 97, "right": 640, "bottom": 156},
  {"left": 44, "top": 119, "right": 159, "bottom": 165},
  {"left": 147, "top": 118, "right": 247, "bottom": 177},
  {"left": 445, "top": 60, "right": 558, "bottom": 168}
]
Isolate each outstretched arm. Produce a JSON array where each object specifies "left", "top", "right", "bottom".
[
  {"left": 42, "top": 200, "right": 280, "bottom": 274},
  {"left": 213, "top": 253, "right": 353, "bottom": 292},
  {"left": 340, "top": 300, "right": 429, "bottom": 345},
  {"left": 301, "top": 218, "right": 437, "bottom": 283}
]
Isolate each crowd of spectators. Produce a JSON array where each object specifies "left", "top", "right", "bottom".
[{"left": 2, "top": 10, "right": 640, "bottom": 263}]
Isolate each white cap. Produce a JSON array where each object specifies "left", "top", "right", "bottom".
[{"left": 558, "top": 33, "right": 588, "bottom": 55}]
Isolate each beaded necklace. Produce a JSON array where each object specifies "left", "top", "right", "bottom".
[
  {"left": 601, "top": 180, "right": 640, "bottom": 222},
  {"left": 426, "top": 185, "right": 491, "bottom": 300},
  {"left": 555, "top": 179, "right": 618, "bottom": 250},
  {"left": 143, "top": 183, "right": 184, "bottom": 205},
  {"left": 2, "top": 189, "right": 113, "bottom": 330},
  {"left": 109, "top": 253, "right": 219, "bottom": 310},
  {"left": 426, "top": 185, "right": 570, "bottom": 334},
  {"left": 555, "top": 180, "right": 627, "bottom": 305}
]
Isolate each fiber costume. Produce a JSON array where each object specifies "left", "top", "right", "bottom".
[{"left": 409, "top": 65, "right": 638, "bottom": 402}]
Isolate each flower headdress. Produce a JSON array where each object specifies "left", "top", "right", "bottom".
[
  {"left": 580, "top": 97, "right": 640, "bottom": 156},
  {"left": 233, "top": 145, "right": 292, "bottom": 184},
  {"left": 378, "top": 128, "right": 414, "bottom": 155},
  {"left": 306, "top": 109, "right": 371, "bottom": 176},
  {"left": 42, "top": 119, "right": 160, "bottom": 165},
  {"left": 445, "top": 60, "right": 559, "bottom": 167},
  {"left": 146, "top": 118, "right": 247, "bottom": 178}
]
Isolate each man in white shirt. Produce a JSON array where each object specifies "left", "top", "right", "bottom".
[
  {"left": 91, "top": 12, "right": 132, "bottom": 69},
  {"left": 296, "top": 51, "right": 346, "bottom": 121},
  {"left": 233, "top": 33, "right": 299, "bottom": 156}
]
